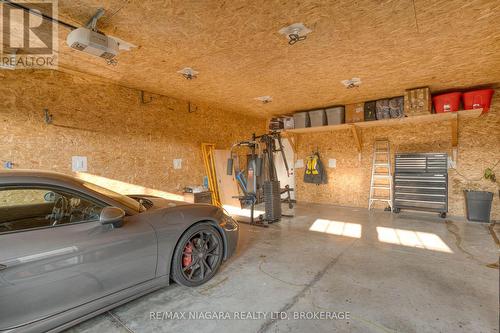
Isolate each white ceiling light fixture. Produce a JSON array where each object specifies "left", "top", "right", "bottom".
[
  {"left": 341, "top": 78, "right": 362, "bottom": 89},
  {"left": 255, "top": 96, "right": 273, "bottom": 104},
  {"left": 177, "top": 67, "right": 198, "bottom": 80},
  {"left": 278, "top": 23, "right": 312, "bottom": 45}
]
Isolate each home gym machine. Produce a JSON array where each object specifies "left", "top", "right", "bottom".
[{"left": 227, "top": 131, "right": 294, "bottom": 226}]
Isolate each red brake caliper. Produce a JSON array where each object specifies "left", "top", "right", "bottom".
[{"left": 183, "top": 242, "right": 193, "bottom": 268}]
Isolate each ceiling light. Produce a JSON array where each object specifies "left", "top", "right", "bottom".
[
  {"left": 255, "top": 96, "right": 273, "bottom": 104},
  {"left": 177, "top": 67, "right": 198, "bottom": 80},
  {"left": 341, "top": 78, "right": 362, "bottom": 89},
  {"left": 278, "top": 23, "right": 312, "bottom": 45}
]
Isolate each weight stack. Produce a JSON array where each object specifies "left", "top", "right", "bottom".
[{"left": 263, "top": 181, "right": 281, "bottom": 222}]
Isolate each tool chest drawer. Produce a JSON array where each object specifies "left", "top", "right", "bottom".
[{"left": 394, "top": 153, "right": 447, "bottom": 173}]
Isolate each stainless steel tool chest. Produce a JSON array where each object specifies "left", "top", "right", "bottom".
[{"left": 393, "top": 153, "right": 448, "bottom": 218}]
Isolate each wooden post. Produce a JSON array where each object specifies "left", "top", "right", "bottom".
[
  {"left": 450, "top": 116, "right": 458, "bottom": 148},
  {"left": 351, "top": 125, "right": 362, "bottom": 152}
]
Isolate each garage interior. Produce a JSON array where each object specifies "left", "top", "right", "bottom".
[{"left": 1, "top": 0, "right": 499, "bottom": 332}]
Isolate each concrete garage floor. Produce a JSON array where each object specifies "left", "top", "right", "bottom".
[{"left": 66, "top": 203, "right": 499, "bottom": 333}]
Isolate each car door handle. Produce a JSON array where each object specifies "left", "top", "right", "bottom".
[{"left": 0, "top": 264, "right": 7, "bottom": 271}]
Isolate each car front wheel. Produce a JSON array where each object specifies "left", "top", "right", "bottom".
[{"left": 171, "top": 224, "right": 224, "bottom": 287}]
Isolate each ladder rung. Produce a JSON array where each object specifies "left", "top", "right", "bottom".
[
  {"left": 372, "top": 186, "right": 391, "bottom": 189},
  {"left": 375, "top": 151, "right": 388, "bottom": 153},
  {"left": 370, "top": 198, "right": 391, "bottom": 201},
  {"left": 374, "top": 163, "right": 390, "bottom": 166},
  {"left": 374, "top": 174, "right": 391, "bottom": 177}
]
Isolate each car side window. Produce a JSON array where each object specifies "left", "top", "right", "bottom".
[
  {"left": 0, "top": 188, "right": 105, "bottom": 234},
  {"left": 0, "top": 189, "right": 48, "bottom": 206}
]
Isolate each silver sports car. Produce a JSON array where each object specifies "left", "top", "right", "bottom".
[{"left": 0, "top": 170, "right": 238, "bottom": 333}]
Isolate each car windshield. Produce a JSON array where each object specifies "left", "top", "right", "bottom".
[{"left": 81, "top": 182, "right": 146, "bottom": 212}]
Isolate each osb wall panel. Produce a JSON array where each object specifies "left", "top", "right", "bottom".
[
  {"left": 6, "top": 0, "right": 498, "bottom": 117},
  {"left": 0, "top": 70, "right": 266, "bottom": 195},
  {"left": 295, "top": 90, "right": 500, "bottom": 219}
]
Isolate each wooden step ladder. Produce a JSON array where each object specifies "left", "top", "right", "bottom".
[{"left": 368, "top": 139, "right": 393, "bottom": 210}]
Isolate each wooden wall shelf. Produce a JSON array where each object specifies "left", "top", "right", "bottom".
[{"left": 283, "top": 109, "right": 483, "bottom": 153}]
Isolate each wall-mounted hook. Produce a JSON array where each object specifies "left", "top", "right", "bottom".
[
  {"left": 44, "top": 109, "right": 53, "bottom": 124},
  {"left": 188, "top": 102, "right": 198, "bottom": 113},
  {"left": 141, "top": 91, "right": 153, "bottom": 104}
]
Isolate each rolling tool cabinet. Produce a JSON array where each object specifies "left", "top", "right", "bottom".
[{"left": 393, "top": 153, "right": 448, "bottom": 218}]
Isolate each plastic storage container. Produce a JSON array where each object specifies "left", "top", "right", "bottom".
[
  {"left": 325, "top": 106, "right": 345, "bottom": 125},
  {"left": 293, "top": 112, "right": 310, "bottom": 128},
  {"left": 364, "top": 101, "right": 377, "bottom": 121},
  {"left": 462, "top": 89, "right": 494, "bottom": 112},
  {"left": 432, "top": 92, "right": 462, "bottom": 113},
  {"left": 389, "top": 96, "right": 404, "bottom": 118},
  {"left": 376, "top": 99, "right": 391, "bottom": 119},
  {"left": 464, "top": 190, "right": 493, "bottom": 222},
  {"left": 308, "top": 109, "right": 326, "bottom": 127},
  {"left": 283, "top": 117, "right": 294, "bottom": 129}
]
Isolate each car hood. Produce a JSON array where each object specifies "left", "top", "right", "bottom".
[{"left": 127, "top": 194, "right": 202, "bottom": 210}]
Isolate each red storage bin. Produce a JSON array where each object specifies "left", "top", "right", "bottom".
[
  {"left": 432, "top": 92, "right": 462, "bottom": 113},
  {"left": 463, "top": 89, "right": 494, "bottom": 112}
]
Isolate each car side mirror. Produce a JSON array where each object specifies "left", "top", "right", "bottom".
[{"left": 100, "top": 207, "right": 125, "bottom": 227}]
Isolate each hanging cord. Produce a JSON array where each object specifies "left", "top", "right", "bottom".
[{"left": 453, "top": 160, "right": 500, "bottom": 182}]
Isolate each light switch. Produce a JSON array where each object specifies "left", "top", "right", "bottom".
[
  {"left": 328, "top": 159, "right": 337, "bottom": 168},
  {"left": 72, "top": 156, "right": 87, "bottom": 172},
  {"left": 173, "top": 159, "right": 182, "bottom": 170},
  {"left": 447, "top": 156, "right": 456, "bottom": 169}
]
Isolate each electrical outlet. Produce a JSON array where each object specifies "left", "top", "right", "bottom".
[
  {"left": 173, "top": 159, "right": 182, "bottom": 170},
  {"left": 72, "top": 156, "right": 87, "bottom": 172},
  {"left": 328, "top": 159, "right": 337, "bottom": 168},
  {"left": 447, "top": 156, "right": 456, "bottom": 169}
]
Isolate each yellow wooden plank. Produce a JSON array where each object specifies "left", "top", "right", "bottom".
[
  {"left": 450, "top": 117, "right": 458, "bottom": 148},
  {"left": 201, "top": 143, "right": 222, "bottom": 207}
]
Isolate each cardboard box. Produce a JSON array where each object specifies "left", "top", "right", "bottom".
[
  {"left": 345, "top": 103, "right": 365, "bottom": 123},
  {"left": 404, "top": 87, "right": 432, "bottom": 116}
]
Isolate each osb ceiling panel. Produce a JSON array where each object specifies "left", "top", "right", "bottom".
[{"left": 15, "top": 0, "right": 500, "bottom": 116}]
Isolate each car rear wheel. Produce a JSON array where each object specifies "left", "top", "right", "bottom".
[{"left": 171, "top": 224, "right": 224, "bottom": 287}]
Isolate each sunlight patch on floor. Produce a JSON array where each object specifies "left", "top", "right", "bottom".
[
  {"left": 223, "top": 204, "right": 265, "bottom": 218},
  {"left": 376, "top": 226, "right": 453, "bottom": 253},
  {"left": 309, "top": 219, "right": 362, "bottom": 238}
]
